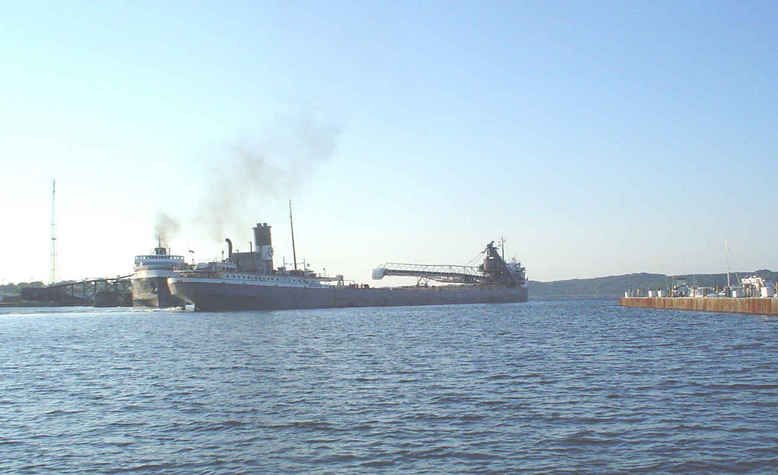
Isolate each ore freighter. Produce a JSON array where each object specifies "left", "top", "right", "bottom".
[
  {"left": 131, "top": 242, "right": 190, "bottom": 308},
  {"left": 167, "top": 214, "right": 527, "bottom": 311}
]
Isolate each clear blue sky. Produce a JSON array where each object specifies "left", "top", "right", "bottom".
[{"left": 2, "top": 0, "right": 776, "bottom": 284}]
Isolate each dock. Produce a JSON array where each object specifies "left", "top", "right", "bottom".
[
  {"left": 14, "top": 275, "right": 133, "bottom": 307},
  {"left": 620, "top": 297, "right": 778, "bottom": 316}
]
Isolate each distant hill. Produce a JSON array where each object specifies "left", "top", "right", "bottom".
[{"left": 529, "top": 270, "right": 778, "bottom": 299}]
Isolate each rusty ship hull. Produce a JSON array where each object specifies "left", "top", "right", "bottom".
[{"left": 131, "top": 273, "right": 186, "bottom": 308}]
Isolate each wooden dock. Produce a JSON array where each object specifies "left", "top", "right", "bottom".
[{"left": 620, "top": 297, "right": 778, "bottom": 315}]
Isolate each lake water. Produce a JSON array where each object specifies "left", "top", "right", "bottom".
[{"left": 1, "top": 300, "right": 777, "bottom": 472}]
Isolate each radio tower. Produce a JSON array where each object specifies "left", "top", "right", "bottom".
[{"left": 50, "top": 179, "right": 56, "bottom": 284}]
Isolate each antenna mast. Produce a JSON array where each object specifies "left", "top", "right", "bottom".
[
  {"left": 50, "top": 179, "right": 56, "bottom": 284},
  {"left": 289, "top": 200, "right": 298, "bottom": 271}
]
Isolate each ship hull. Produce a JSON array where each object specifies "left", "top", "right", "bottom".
[
  {"left": 168, "top": 278, "right": 528, "bottom": 311},
  {"left": 131, "top": 276, "right": 186, "bottom": 308}
]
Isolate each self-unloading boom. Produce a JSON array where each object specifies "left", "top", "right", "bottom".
[
  {"left": 372, "top": 263, "right": 482, "bottom": 283},
  {"left": 373, "top": 241, "right": 526, "bottom": 287}
]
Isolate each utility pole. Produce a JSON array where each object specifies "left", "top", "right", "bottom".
[{"left": 50, "top": 179, "right": 57, "bottom": 285}]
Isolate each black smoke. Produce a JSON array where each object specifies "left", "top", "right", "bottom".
[{"left": 159, "top": 115, "right": 339, "bottom": 245}]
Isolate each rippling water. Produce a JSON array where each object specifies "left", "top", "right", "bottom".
[{"left": 2, "top": 300, "right": 777, "bottom": 472}]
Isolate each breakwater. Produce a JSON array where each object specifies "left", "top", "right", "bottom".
[{"left": 620, "top": 297, "right": 778, "bottom": 315}]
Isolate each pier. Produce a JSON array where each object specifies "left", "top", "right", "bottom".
[
  {"left": 620, "top": 297, "right": 778, "bottom": 316},
  {"left": 17, "top": 275, "right": 133, "bottom": 307}
]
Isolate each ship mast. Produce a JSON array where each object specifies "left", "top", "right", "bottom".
[{"left": 289, "top": 200, "right": 298, "bottom": 271}]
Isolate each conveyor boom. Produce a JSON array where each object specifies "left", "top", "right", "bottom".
[{"left": 372, "top": 263, "right": 483, "bottom": 283}]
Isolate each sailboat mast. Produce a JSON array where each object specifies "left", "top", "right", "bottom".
[
  {"left": 725, "top": 240, "right": 731, "bottom": 288},
  {"left": 289, "top": 200, "right": 298, "bottom": 271}
]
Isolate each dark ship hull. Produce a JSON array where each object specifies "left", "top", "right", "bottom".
[{"left": 168, "top": 278, "right": 528, "bottom": 311}]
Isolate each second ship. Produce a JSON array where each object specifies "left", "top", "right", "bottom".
[
  {"left": 168, "top": 215, "right": 528, "bottom": 311},
  {"left": 131, "top": 241, "right": 189, "bottom": 308}
]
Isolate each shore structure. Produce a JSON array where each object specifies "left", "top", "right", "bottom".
[
  {"left": 621, "top": 275, "right": 778, "bottom": 315},
  {"left": 11, "top": 276, "right": 132, "bottom": 307},
  {"left": 620, "top": 297, "right": 778, "bottom": 316},
  {"left": 168, "top": 219, "right": 528, "bottom": 311}
]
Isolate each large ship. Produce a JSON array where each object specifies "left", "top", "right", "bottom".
[
  {"left": 167, "top": 216, "right": 528, "bottom": 312},
  {"left": 131, "top": 243, "right": 190, "bottom": 308}
]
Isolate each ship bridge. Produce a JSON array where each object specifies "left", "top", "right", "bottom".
[{"left": 372, "top": 263, "right": 483, "bottom": 284}]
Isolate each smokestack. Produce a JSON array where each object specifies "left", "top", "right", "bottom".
[
  {"left": 225, "top": 238, "right": 233, "bottom": 259},
  {"left": 253, "top": 222, "right": 273, "bottom": 274}
]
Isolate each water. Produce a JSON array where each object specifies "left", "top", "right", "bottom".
[{"left": 2, "top": 300, "right": 777, "bottom": 472}]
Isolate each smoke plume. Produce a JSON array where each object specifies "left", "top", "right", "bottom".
[
  {"left": 154, "top": 212, "right": 180, "bottom": 247},
  {"left": 158, "top": 116, "right": 340, "bottom": 245},
  {"left": 196, "top": 117, "right": 339, "bottom": 242}
]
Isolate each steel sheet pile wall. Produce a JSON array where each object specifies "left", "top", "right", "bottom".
[{"left": 620, "top": 297, "right": 778, "bottom": 315}]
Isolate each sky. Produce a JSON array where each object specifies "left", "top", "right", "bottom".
[{"left": 1, "top": 0, "right": 777, "bottom": 285}]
